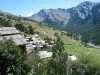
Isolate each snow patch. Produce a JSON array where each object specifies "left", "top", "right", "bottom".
[{"left": 28, "top": 12, "right": 34, "bottom": 16}]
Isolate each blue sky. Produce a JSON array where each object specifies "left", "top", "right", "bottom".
[{"left": 0, "top": 0, "right": 100, "bottom": 16}]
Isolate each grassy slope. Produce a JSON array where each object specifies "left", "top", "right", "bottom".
[
  {"left": 24, "top": 20, "right": 100, "bottom": 63},
  {"left": 22, "top": 20, "right": 57, "bottom": 39},
  {"left": 61, "top": 35, "right": 100, "bottom": 62},
  {"left": 1, "top": 11, "right": 100, "bottom": 64}
]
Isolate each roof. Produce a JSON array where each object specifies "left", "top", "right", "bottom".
[
  {"left": 39, "top": 51, "right": 52, "bottom": 58},
  {"left": 0, "top": 34, "right": 27, "bottom": 45},
  {"left": 68, "top": 55, "right": 77, "bottom": 61},
  {"left": 0, "top": 27, "right": 19, "bottom": 35}
]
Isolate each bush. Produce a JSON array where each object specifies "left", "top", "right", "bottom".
[{"left": 0, "top": 39, "right": 31, "bottom": 75}]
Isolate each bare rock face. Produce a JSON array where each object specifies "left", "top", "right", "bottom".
[
  {"left": 30, "top": 8, "right": 71, "bottom": 25},
  {"left": 30, "top": 1, "right": 99, "bottom": 27}
]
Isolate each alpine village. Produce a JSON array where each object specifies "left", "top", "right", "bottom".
[{"left": 0, "top": 1, "right": 100, "bottom": 75}]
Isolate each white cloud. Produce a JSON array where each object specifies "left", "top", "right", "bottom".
[{"left": 28, "top": 12, "right": 34, "bottom": 16}]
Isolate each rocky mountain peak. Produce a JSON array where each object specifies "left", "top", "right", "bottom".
[{"left": 30, "top": 1, "right": 100, "bottom": 25}]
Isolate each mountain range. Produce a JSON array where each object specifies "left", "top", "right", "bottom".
[
  {"left": 29, "top": 1, "right": 100, "bottom": 45},
  {"left": 0, "top": 1, "right": 100, "bottom": 45}
]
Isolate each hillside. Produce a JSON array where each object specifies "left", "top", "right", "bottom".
[
  {"left": 30, "top": 1, "right": 100, "bottom": 45},
  {"left": 0, "top": 10, "right": 100, "bottom": 63},
  {"left": 0, "top": 10, "right": 57, "bottom": 39}
]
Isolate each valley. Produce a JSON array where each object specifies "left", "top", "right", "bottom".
[
  {"left": 1, "top": 9, "right": 100, "bottom": 63},
  {"left": 1, "top": 0, "right": 100, "bottom": 75}
]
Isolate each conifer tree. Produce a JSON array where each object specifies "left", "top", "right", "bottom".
[{"left": 48, "top": 34, "right": 70, "bottom": 75}]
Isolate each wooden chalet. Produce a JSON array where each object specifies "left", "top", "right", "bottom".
[{"left": 0, "top": 27, "right": 27, "bottom": 52}]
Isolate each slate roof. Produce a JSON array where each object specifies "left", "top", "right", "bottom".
[
  {"left": 0, "top": 34, "right": 27, "bottom": 45},
  {"left": 0, "top": 27, "right": 27, "bottom": 45},
  {"left": 0, "top": 27, "right": 19, "bottom": 35}
]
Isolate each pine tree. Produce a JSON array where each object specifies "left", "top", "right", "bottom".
[
  {"left": 48, "top": 34, "right": 70, "bottom": 75},
  {"left": 5, "top": 19, "right": 12, "bottom": 27},
  {"left": 31, "top": 55, "right": 47, "bottom": 75},
  {"left": 28, "top": 26, "right": 34, "bottom": 35}
]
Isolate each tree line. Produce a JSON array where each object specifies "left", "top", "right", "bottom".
[
  {"left": 0, "top": 17, "right": 12, "bottom": 27},
  {"left": 15, "top": 23, "right": 34, "bottom": 35}
]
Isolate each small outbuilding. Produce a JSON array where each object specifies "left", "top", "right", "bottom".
[{"left": 39, "top": 51, "right": 52, "bottom": 59}]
